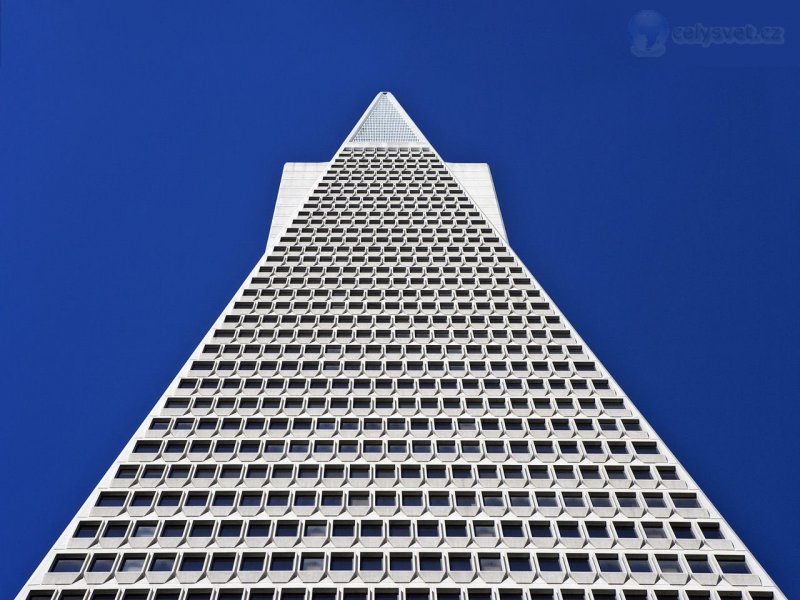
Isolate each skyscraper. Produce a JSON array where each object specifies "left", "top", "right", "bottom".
[{"left": 17, "top": 92, "right": 785, "bottom": 600}]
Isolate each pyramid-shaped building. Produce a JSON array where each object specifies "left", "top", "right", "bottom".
[{"left": 18, "top": 93, "right": 785, "bottom": 600}]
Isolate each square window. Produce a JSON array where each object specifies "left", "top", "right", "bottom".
[
  {"left": 626, "top": 556, "right": 652, "bottom": 573},
  {"left": 671, "top": 523, "right": 696, "bottom": 539},
  {"left": 687, "top": 556, "right": 713, "bottom": 573},
  {"left": 428, "top": 493, "right": 448, "bottom": 507},
  {"left": 304, "top": 522, "right": 327, "bottom": 537},
  {"left": 361, "top": 522, "right": 383, "bottom": 537},
  {"left": 240, "top": 493, "right": 263, "bottom": 507},
  {"left": 420, "top": 555, "right": 442, "bottom": 571},
  {"left": 656, "top": 556, "right": 683, "bottom": 573},
  {"left": 331, "top": 554, "right": 354, "bottom": 570},
  {"left": 149, "top": 555, "right": 175, "bottom": 572},
  {"left": 507, "top": 555, "right": 532, "bottom": 571},
  {"left": 157, "top": 493, "right": 180, "bottom": 507},
  {"left": 300, "top": 555, "right": 325, "bottom": 571},
  {"left": 270, "top": 555, "right": 295, "bottom": 571},
  {"left": 219, "top": 522, "right": 242, "bottom": 537},
  {"left": 333, "top": 522, "right": 355, "bottom": 537},
  {"left": 558, "top": 523, "right": 581, "bottom": 539},
  {"left": 360, "top": 554, "right": 383, "bottom": 570},
  {"left": 95, "top": 493, "right": 126, "bottom": 508},
  {"left": 321, "top": 492, "right": 343, "bottom": 506},
  {"left": 160, "top": 522, "right": 186, "bottom": 538},
  {"left": 614, "top": 523, "right": 639, "bottom": 539},
  {"left": 530, "top": 522, "right": 552, "bottom": 537},
  {"left": 180, "top": 555, "right": 205, "bottom": 572},
  {"left": 119, "top": 555, "right": 145, "bottom": 572},
  {"left": 88, "top": 556, "right": 115, "bottom": 572},
  {"left": 586, "top": 523, "right": 609, "bottom": 539},
  {"left": 241, "top": 555, "right": 265, "bottom": 571},
  {"left": 643, "top": 523, "right": 666, "bottom": 539},
  {"left": 390, "top": 554, "right": 412, "bottom": 571},
  {"left": 717, "top": 556, "right": 751, "bottom": 574},
  {"left": 50, "top": 556, "right": 84, "bottom": 573},
  {"left": 537, "top": 555, "right": 562, "bottom": 572},
  {"left": 597, "top": 556, "right": 622, "bottom": 572},
  {"left": 189, "top": 522, "right": 213, "bottom": 538},
  {"left": 672, "top": 494, "right": 701, "bottom": 509},
  {"left": 389, "top": 521, "right": 411, "bottom": 537},
  {"left": 276, "top": 522, "right": 299, "bottom": 537},
  {"left": 568, "top": 555, "right": 593, "bottom": 572},
  {"left": 74, "top": 523, "right": 100, "bottom": 538},
  {"left": 446, "top": 554, "right": 470, "bottom": 571},
  {"left": 417, "top": 521, "right": 439, "bottom": 537},
  {"left": 699, "top": 523, "right": 725, "bottom": 540}
]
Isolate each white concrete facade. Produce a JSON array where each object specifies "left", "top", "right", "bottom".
[
  {"left": 16, "top": 92, "right": 785, "bottom": 600},
  {"left": 267, "top": 162, "right": 506, "bottom": 253}
]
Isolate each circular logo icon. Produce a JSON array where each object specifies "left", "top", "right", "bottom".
[{"left": 629, "top": 10, "right": 669, "bottom": 57}]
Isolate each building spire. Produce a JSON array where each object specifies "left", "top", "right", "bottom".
[{"left": 344, "top": 92, "right": 430, "bottom": 147}]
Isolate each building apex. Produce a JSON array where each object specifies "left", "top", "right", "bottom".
[{"left": 343, "top": 91, "right": 430, "bottom": 147}]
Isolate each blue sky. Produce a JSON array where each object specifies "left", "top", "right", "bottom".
[{"left": 1, "top": 1, "right": 798, "bottom": 597}]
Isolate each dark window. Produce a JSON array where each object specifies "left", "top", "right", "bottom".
[
  {"left": 389, "top": 522, "right": 411, "bottom": 537},
  {"left": 189, "top": 522, "right": 213, "bottom": 537},
  {"left": 88, "top": 556, "right": 115, "bottom": 572},
  {"left": 717, "top": 557, "right": 751, "bottom": 574},
  {"left": 597, "top": 556, "right": 622, "bottom": 572},
  {"left": 219, "top": 522, "right": 242, "bottom": 537},
  {"left": 275, "top": 523, "right": 298, "bottom": 537},
  {"left": 699, "top": 523, "right": 725, "bottom": 539},
  {"left": 390, "top": 555, "right": 413, "bottom": 570},
  {"left": 687, "top": 556, "right": 713, "bottom": 573},
  {"left": 530, "top": 522, "right": 552, "bottom": 537},
  {"left": 270, "top": 555, "right": 294, "bottom": 571},
  {"left": 568, "top": 555, "right": 593, "bottom": 572},
  {"left": 74, "top": 523, "right": 99, "bottom": 538},
  {"left": 420, "top": 555, "right": 442, "bottom": 570},
  {"left": 537, "top": 555, "right": 562, "bottom": 572},
  {"left": 50, "top": 556, "right": 84, "bottom": 573},
  {"left": 161, "top": 522, "right": 185, "bottom": 537},
  {"left": 180, "top": 555, "right": 205, "bottom": 572},
  {"left": 246, "top": 521, "right": 270, "bottom": 537},
  {"left": 449, "top": 554, "right": 472, "bottom": 571},
  {"left": 360, "top": 554, "right": 383, "bottom": 570},
  {"left": 627, "top": 556, "right": 652, "bottom": 573},
  {"left": 95, "top": 493, "right": 125, "bottom": 507},
  {"left": 300, "top": 555, "right": 324, "bottom": 570},
  {"left": 330, "top": 555, "right": 354, "bottom": 570},
  {"left": 508, "top": 555, "right": 532, "bottom": 571},
  {"left": 240, "top": 555, "right": 265, "bottom": 571},
  {"left": 333, "top": 522, "right": 355, "bottom": 537},
  {"left": 149, "top": 556, "right": 175, "bottom": 572}
]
